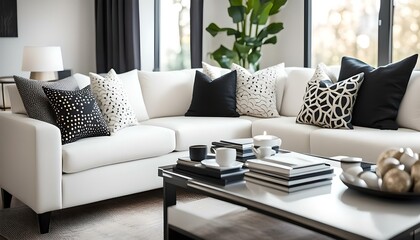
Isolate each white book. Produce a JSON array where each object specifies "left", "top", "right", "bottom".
[{"left": 246, "top": 158, "right": 330, "bottom": 177}]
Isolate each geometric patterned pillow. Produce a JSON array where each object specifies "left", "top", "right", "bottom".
[
  {"left": 231, "top": 63, "right": 284, "bottom": 118},
  {"left": 89, "top": 69, "right": 138, "bottom": 133},
  {"left": 296, "top": 64, "right": 364, "bottom": 129},
  {"left": 42, "top": 86, "right": 110, "bottom": 144}
]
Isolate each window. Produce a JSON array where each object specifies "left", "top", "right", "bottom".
[
  {"left": 159, "top": 0, "right": 191, "bottom": 71},
  {"left": 311, "top": 0, "right": 379, "bottom": 66},
  {"left": 393, "top": 0, "right": 420, "bottom": 69},
  {"left": 307, "top": 0, "right": 419, "bottom": 69}
]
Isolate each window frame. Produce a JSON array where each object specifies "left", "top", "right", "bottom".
[{"left": 153, "top": 0, "right": 203, "bottom": 71}]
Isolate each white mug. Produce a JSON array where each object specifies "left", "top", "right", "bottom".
[
  {"left": 253, "top": 146, "right": 276, "bottom": 159},
  {"left": 215, "top": 148, "right": 236, "bottom": 167}
]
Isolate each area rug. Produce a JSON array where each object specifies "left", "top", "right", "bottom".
[{"left": 0, "top": 189, "right": 203, "bottom": 240}]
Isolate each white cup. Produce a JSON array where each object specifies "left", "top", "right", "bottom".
[
  {"left": 215, "top": 148, "right": 236, "bottom": 167},
  {"left": 253, "top": 146, "right": 276, "bottom": 159}
]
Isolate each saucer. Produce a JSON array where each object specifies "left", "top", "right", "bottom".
[{"left": 201, "top": 159, "right": 243, "bottom": 170}]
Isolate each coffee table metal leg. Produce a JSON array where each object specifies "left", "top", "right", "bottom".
[{"left": 163, "top": 180, "right": 177, "bottom": 240}]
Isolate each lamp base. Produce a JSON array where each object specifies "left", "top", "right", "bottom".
[{"left": 30, "top": 72, "right": 57, "bottom": 81}]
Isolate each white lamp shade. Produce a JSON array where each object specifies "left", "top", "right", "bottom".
[{"left": 22, "top": 46, "right": 64, "bottom": 72}]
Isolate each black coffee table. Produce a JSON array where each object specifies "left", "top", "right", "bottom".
[{"left": 159, "top": 152, "right": 420, "bottom": 240}]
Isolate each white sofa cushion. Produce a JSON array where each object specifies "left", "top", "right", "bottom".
[
  {"left": 141, "top": 116, "right": 252, "bottom": 151},
  {"left": 138, "top": 69, "right": 197, "bottom": 118},
  {"left": 281, "top": 68, "right": 315, "bottom": 117},
  {"left": 6, "top": 84, "right": 26, "bottom": 114},
  {"left": 252, "top": 117, "right": 320, "bottom": 154},
  {"left": 118, "top": 70, "right": 149, "bottom": 121},
  {"left": 73, "top": 73, "right": 91, "bottom": 89},
  {"left": 397, "top": 71, "right": 420, "bottom": 131},
  {"left": 62, "top": 125, "right": 176, "bottom": 173},
  {"left": 310, "top": 127, "right": 420, "bottom": 164}
]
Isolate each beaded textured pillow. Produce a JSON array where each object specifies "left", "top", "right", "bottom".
[
  {"left": 43, "top": 86, "right": 110, "bottom": 144},
  {"left": 296, "top": 64, "right": 364, "bottom": 129},
  {"left": 13, "top": 75, "right": 79, "bottom": 125},
  {"left": 89, "top": 69, "right": 138, "bottom": 133}
]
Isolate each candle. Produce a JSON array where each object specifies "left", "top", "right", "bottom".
[{"left": 253, "top": 131, "right": 280, "bottom": 147}]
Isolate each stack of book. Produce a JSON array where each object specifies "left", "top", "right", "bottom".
[
  {"left": 245, "top": 154, "right": 334, "bottom": 193},
  {"left": 211, "top": 138, "right": 280, "bottom": 162},
  {"left": 173, "top": 157, "right": 248, "bottom": 186}
]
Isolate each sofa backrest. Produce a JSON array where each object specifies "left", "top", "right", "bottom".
[
  {"left": 72, "top": 70, "right": 150, "bottom": 122},
  {"left": 280, "top": 67, "right": 315, "bottom": 117},
  {"left": 138, "top": 69, "right": 197, "bottom": 119},
  {"left": 397, "top": 70, "right": 420, "bottom": 131},
  {"left": 280, "top": 66, "right": 340, "bottom": 117}
]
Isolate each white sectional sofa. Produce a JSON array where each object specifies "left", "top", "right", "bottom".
[{"left": 1, "top": 66, "right": 420, "bottom": 233}]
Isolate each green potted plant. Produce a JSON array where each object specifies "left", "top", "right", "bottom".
[{"left": 206, "top": 0, "right": 287, "bottom": 72}]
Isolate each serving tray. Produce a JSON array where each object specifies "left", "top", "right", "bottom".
[{"left": 339, "top": 173, "right": 420, "bottom": 200}]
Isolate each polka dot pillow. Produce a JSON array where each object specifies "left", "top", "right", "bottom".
[
  {"left": 89, "top": 69, "right": 138, "bottom": 133},
  {"left": 42, "top": 86, "right": 110, "bottom": 144}
]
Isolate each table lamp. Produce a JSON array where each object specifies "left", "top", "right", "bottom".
[{"left": 21, "top": 46, "right": 64, "bottom": 81}]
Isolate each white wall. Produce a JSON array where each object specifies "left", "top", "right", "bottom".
[
  {"left": 0, "top": 0, "right": 95, "bottom": 77},
  {"left": 0, "top": 0, "right": 304, "bottom": 77},
  {"left": 202, "top": 0, "right": 305, "bottom": 68}
]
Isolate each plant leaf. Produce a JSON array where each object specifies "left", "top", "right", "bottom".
[
  {"left": 248, "top": 50, "right": 261, "bottom": 70},
  {"left": 229, "top": 0, "right": 243, "bottom": 7},
  {"left": 250, "top": 0, "right": 260, "bottom": 24},
  {"left": 206, "top": 23, "right": 221, "bottom": 37},
  {"left": 234, "top": 42, "right": 252, "bottom": 59},
  {"left": 211, "top": 45, "right": 239, "bottom": 68},
  {"left": 243, "top": 36, "right": 260, "bottom": 47},
  {"left": 266, "top": 22, "right": 284, "bottom": 34},
  {"left": 263, "top": 36, "right": 277, "bottom": 45},
  {"left": 258, "top": 2, "right": 273, "bottom": 25},
  {"left": 246, "top": 0, "right": 256, "bottom": 14},
  {"left": 256, "top": 28, "right": 268, "bottom": 41},
  {"left": 270, "top": 0, "right": 287, "bottom": 15},
  {"left": 228, "top": 6, "right": 246, "bottom": 23}
]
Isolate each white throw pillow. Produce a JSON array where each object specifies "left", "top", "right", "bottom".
[
  {"left": 138, "top": 69, "right": 197, "bottom": 118},
  {"left": 90, "top": 69, "right": 138, "bottom": 133},
  {"left": 202, "top": 62, "right": 231, "bottom": 79},
  {"left": 397, "top": 71, "right": 420, "bottom": 130},
  {"left": 117, "top": 70, "right": 149, "bottom": 121},
  {"left": 231, "top": 63, "right": 285, "bottom": 118}
]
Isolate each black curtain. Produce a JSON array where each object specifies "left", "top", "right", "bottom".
[
  {"left": 95, "top": 0, "right": 141, "bottom": 73},
  {"left": 190, "top": 0, "right": 203, "bottom": 68}
]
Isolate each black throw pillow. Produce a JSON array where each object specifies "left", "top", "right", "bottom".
[
  {"left": 185, "top": 70, "right": 239, "bottom": 117},
  {"left": 338, "top": 54, "right": 418, "bottom": 130},
  {"left": 43, "top": 86, "right": 110, "bottom": 144}
]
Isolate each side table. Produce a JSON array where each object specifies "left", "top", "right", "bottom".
[{"left": 0, "top": 76, "right": 14, "bottom": 111}]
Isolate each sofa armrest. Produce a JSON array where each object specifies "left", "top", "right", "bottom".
[{"left": 0, "top": 112, "right": 62, "bottom": 213}]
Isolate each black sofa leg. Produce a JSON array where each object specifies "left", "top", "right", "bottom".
[
  {"left": 38, "top": 212, "right": 51, "bottom": 234},
  {"left": 1, "top": 188, "right": 12, "bottom": 208}
]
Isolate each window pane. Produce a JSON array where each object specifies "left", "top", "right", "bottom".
[
  {"left": 393, "top": 0, "right": 420, "bottom": 69},
  {"left": 312, "top": 0, "right": 379, "bottom": 66},
  {"left": 160, "top": 0, "right": 191, "bottom": 71}
]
